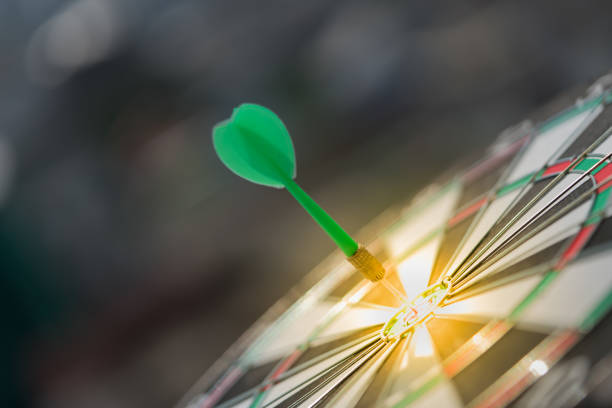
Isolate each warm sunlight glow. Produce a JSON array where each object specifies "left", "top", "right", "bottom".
[
  {"left": 382, "top": 280, "right": 450, "bottom": 340},
  {"left": 413, "top": 325, "right": 434, "bottom": 357},
  {"left": 396, "top": 239, "right": 440, "bottom": 299}
]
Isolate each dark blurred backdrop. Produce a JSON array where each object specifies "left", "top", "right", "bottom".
[{"left": 1, "top": 1, "right": 612, "bottom": 407}]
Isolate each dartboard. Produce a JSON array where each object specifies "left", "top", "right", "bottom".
[{"left": 179, "top": 74, "right": 612, "bottom": 408}]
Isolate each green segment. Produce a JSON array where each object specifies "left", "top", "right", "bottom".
[
  {"left": 284, "top": 178, "right": 358, "bottom": 256},
  {"left": 497, "top": 173, "right": 533, "bottom": 197},
  {"left": 249, "top": 390, "right": 267, "bottom": 408},
  {"left": 588, "top": 188, "right": 612, "bottom": 225},
  {"left": 213, "top": 103, "right": 358, "bottom": 257},
  {"left": 573, "top": 157, "right": 604, "bottom": 173},
  {"left": 538, "top": 96, "right": 601, "bottom": 133},
  {"left": 580, "top": 288, "right": 612, "bottom": 332},
  {"left": 508, "top": 270, "right": 558, "bottom": 321}
]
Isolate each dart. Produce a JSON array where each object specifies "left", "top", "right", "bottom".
[{"left": 212, "top": 103, "right": 404, "bottom": 297}]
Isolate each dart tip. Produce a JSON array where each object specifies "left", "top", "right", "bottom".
[{"left": 347, "top": 246, "right": 386, "bottom": 281}]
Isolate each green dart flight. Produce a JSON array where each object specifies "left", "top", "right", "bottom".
[{"left": 212, "top": 103, "right": 386, "bottom": 282}]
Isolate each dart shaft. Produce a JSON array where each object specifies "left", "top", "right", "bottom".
[{"left": 283, "top": 178, "right": 358, "bottom": 257}]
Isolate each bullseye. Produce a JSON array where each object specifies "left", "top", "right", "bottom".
[{"left": 382, "top": 279, "right": 451, "bottom": 340}]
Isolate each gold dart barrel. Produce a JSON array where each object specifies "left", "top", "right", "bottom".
[{"left": 347, "top": 246, "right": 386, "bottom": 281}]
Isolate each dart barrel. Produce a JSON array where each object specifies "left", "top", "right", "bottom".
[{"left": 347, "top": 246, "right": 386, "bottom": 281}]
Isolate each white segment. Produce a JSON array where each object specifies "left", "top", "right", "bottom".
[
  {"left": 445, "top": 190, "right": 520, "bottom": 277},
  {"left": 507, "top": 108, "right": 596, "bottom": 183},
  {"left": 591, "top": 132, "right": 612, "bottom": 155},
  {"left": 519, "top": 250, "right": 612, "bottom": 328},
  {"left": 385, "top": 183, "right": 461, "bottom": 257},
  {"left": 252, "top": 301, "right": 337, "bottom": 364},
  {"left": 461, "top": 199, "right": 591, "bottom": 288},
  {"left": 438, "top": 275, "right": 542, "bottom": 319},
  {"left": 397, "top": 237, "right": 442, "bottom": 299}
]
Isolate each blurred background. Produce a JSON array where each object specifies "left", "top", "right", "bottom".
[{"left": 2, "top": 0, "right": 612, "bottom": 407}]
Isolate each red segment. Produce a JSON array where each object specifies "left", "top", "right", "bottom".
[
  {"left": 200, "top": 366, "right": 245, "bottom": 408},
  {"left": 448, "top": 197, "right": 488, "bottom": 227},
  {"left": 594, "top": 163, "right": 612, "bottom": 192},
  {"left": 555, "top": 224, "right": 597, "bottom": 271},
  {"left": 269, "top": 349, "right": 303, "bottom": 380},
  {"left": 541, "top": 159, "right": 572, "bottom": 178}
]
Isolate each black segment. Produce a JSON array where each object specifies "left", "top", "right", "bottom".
[
  {"left": 451, "top": 328, "right": 547, "bottom": 404},
  {"left": 584, "top": 215, "right": 612, "bottom": 251},
  {"left": 457, "top": 151, "right": 517, "bottom": 210},
  {"left": 556, "top": 104, "right": 612, "bottom": 159},
  {"left": 426, "top": 318, "right": 485, "bottom": 361}
]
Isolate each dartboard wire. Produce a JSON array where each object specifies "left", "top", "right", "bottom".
[
  {"left": 429, "top": 129, "right": 537, "bottom": 287},
  {"left": 306, "top": 340, "right": 400, "bottom": 407},
  {"left": 446, "top": 225, "right": 574, "bottom": 299},
  {"left": 369, "top": 332, "right": 415, "bottom": 407},
  {"left": 215, "top": 330, "right": 383, "bottom": 408},
  {"left": 450, "top": 171, "right": 612, "bottom": 292},
  {"left": 434, "top": 110, "right": 595, "bottom": 285},
  {"left": 383, "top": 142, "right": 526, "bottom": 271},
  {"left": 322, "top": 338, "right": 402, "bottom": 407},
  {"left": 450, "top": 156, "right": 612, "bottom": 290},
  {"left": 386, "top": 199, "right": 612, "bottom": 408},
  {"left": 444, "top": 124, "right": 612, "bottom": 285},
  {"left": 446, "top": 130, "right": 612, "bottom": 286},
  {"left": 258, "top": 339, "right": 383, "bottom": 408},
  {"left": 262, "top": 339, "right": 388, "bottom": 408},
  {"left": 242, "top": 280, "right": 379, "bottom": 407},
  {"left": 451, "top": 153, "right": 612, "bottom": 286},
  {"left": 447, "top": 174, "right": 612, "bottom": 296}
]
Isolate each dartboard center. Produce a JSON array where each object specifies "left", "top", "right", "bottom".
[{"left": 382, "top": 279, "right": 451, "bottom": 341}]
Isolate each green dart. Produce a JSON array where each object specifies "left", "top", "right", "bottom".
[{"left": 212, "top": 103, "right": 389, "bottom": 283}]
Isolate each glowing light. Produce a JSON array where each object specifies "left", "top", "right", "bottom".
[
  {"left": 529, "top": 359, "right": 549, "bottom": 376},
  {"left": 470, "top": 333, "right": 490, "bottom": 352},
  {"left": 396, "top": 240, "right": 439, "bottom": 299},
  {"left": 413, "top": 326, "right": 434, "bottom": 357},
  {"left": 382, "top": 280, "right": 451, "bottom": 340}
]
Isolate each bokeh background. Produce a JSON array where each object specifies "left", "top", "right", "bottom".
[{"left": 2, "top": 0, "right": 612, "bottom": 407}]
